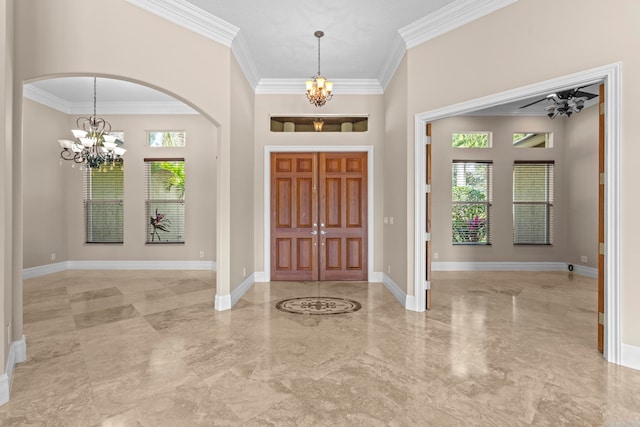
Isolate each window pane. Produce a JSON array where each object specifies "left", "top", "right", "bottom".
[
  {"left": 148, "top": 131, "right": 186, "bottom": 147},
  {"left": 513, "top": 162, "right": 554, "bottom": 244},
  {"left": 452, "top": 203, "right": 488, "bottom": 244},
  {"left": 84, "top": 165, "right": 124, "bottom": 243},
  {"left": 452, "top": 132, "right": 491, "bottom": 148},
  {"left": 145, "top": 159, "right": 185, "bottom": 243},
  {"left": 513, "top": 132, "right": 551, "bottom": 148},
  {"left": 451, "top": 161, "right": 492, "bottom": 245}
]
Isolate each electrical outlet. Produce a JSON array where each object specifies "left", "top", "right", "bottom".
[
  {"left": 388, "top": 265, "right": 391, "bottom": 274},
  {"left": 242, "top": 267, "right": 246, "bottom": 276},
  {"left": 389, "top": 217, "right": 394, "bottom": 225},
  {"left": 383, "top": 217, "right": 388, "bottom": 224},
  {"left": 51, "top": 253, "right": 56, "bottom": 261},
  {"left": 433, "top": 252, "right": 439, "bottom": 260},
  {"left": 581, "top": 256, "right": 588, "bottom": 263},
  {"left": 199, "top": 251, "right": 204, "bottom": 258}
]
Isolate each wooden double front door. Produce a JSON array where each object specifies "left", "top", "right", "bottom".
[{"left": 271, "top": 152, "right": 368, "bottom": 281}]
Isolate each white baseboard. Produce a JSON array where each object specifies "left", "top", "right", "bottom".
[
  {"left": 572, "top": 265, "right": 598, "bottom": 278},
  {"left": 0, "top": 335, "right": 27, "bottom": 406},
  {"left": 622, "top": 344, "right": 640, "bottom": 371},
  {"left": 215, "top": 272, "right": 258, "bottom": 311},
  {"left": 69, "top": 260, "right": 216, "bottom": 271},
  {"left": 23, "top": 260, "right": 217, "bottom": 279},
  {"left": 22, "top": 262, "right": 69, "bottom": 279},
  {"left": 231, "top": 273, "right": 257, "bottom": 306},
  {"left": 432, "top": 261, "right": 568, "bottom": 272},
  {"left": 214, "top": 293, "right": 231, "bottom": 311},
  {"left": 381, "top": 273, "right": 413, "bottom": 309},
  {"left": 369, "top": 272, "right": 384, "bottom": 283}
]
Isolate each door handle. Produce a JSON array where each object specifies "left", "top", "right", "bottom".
[
  {"left": 311, "top": 230, "right": 318, "bottom": 235},
  {"left": 320, "top": 230, "right": 327, "bottom": 235}
]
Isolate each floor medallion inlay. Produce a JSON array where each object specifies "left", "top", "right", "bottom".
[{"left": 275, "top": 296, "right": 362, "bottom": 315}]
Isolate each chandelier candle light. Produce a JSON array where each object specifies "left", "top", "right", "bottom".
[
  {"left": 58, "top": 77, "right": 125, "bottom": 169},
  {"left": 306, "top": 31, "right": 333, "bottom": 107}
]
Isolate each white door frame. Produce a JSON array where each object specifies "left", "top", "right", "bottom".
[
  {"left": 413, "top": 63, "right": 622, "bottom": 364},
  {"left": 264, "top": 146, "right": 375, "bottom": 282}
]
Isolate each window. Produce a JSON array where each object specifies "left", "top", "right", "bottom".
[
  {"left": 84, "top": 164, "right": 124, "bottom": 243},
  {"left": 452, "top": 132, "right": 491, "bottom": 148},
  {"left": 451, "top": 161, "right": 493, "bottom": 244},
  {"left": 148, "top": 131, "right": 186, "bottom": 147},
  {"left": 145, "top": 159, "right": 185, "bottom": 243},
  {"left": 513, "top": 161, "right": 554, "bottom": 245},
  {"left": 513, "top": 132, "right": 552, "bottom": 148}
]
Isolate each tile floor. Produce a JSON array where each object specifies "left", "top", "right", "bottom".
[{"left": 0, "top": 270, "right": 639, "bottom": 426}]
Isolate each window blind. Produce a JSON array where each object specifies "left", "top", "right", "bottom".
[
  {"left": 451, "top": 160, "right": 493, "bottom": 244},
  {"left": 513, "top": 161, "right": 554, "bottom": 245},
  {"left": 145, "top": 158, "right": 185, "bottom": 243},
  {"left": 84, "top": 164, "right": 124, "bottom": 243}
]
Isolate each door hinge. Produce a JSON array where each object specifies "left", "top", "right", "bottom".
[
  {"left": 425, "top": 232, "right": 431, "bottom": 242},
  {"left": 600, "top": 102, "right": 605, "bottom": 115},
  {"left": 425, "top": 184, "right": 431, "bottom": 193},
  {"left": 598, "top": 312, "right": 604, "bottom": 325},
  {"left": 599, "top": 242, "right": 605, "bottom": 255},
  {"left": 425, "top": 136, "right": 431, "bottom": 145},
  {"left": 599, "top": 173, "right": 605, "bottom": 185}
]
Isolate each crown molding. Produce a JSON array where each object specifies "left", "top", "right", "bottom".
[
  {"left": 231, "top": 33, "right": 260, "bottom": 90},
  {"left": 378, "top": 34, "right": 407, "bottom": 91},
  {"left": 126, "top": 0, "right": 238, "bottom": 47},
  {"left": 399, "top": 0, "right": 519, "bottom": 49},
  {"left": 24, "top": 85, "right": 197, "bottom": 115},
  {"left": 23, "top": 85, "right": 72, "bottom": 114},
  {"left": 67, "top": 102, "right": 198, "bottom": 115},
  {"left": 256, "top": 79, "right": 383, "bottom": 95}
]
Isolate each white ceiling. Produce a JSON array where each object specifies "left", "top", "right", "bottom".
[{"left": 22, "top": 0, "right": 599, "bottom": 117}]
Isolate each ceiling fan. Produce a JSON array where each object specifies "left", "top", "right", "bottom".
[{"left": 519, "top": 86, "right": 598, "bottom": 118}]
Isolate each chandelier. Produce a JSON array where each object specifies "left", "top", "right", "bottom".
[
  {"left": 58, "top": 77, "right": 125, "bottom": 169},
  {"left": 305, "top": 31, "right": 333, "bottom": 107}
]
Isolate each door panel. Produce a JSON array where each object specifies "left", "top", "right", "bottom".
[
  {"left": 319, "top": 152, "right": 368, "bottom": 281},
  {"left": 271, "top": 151, "right": 367, "bottom": 281},
  {"left": 271, "top": 153, "right": 318, "bottom": 281}
]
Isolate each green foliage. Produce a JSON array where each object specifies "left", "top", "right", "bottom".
[
  {"left": 452, "top": 186, "right": 488, "bottom": 244},
  {"left": 151, "top": 161, "right": 185, "bottom": 199},
  {"left": 452, "top": 133, "right": 489, "bottom": 148}
]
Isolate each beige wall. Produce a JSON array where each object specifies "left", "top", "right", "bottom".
[
  {"left": 230, "top": 55, "right": 255, "bottom": 289},
  {"left": 253, "top": 93, "right": 385, "bottom": 276},
  {"left": 383, "top": 55, "right": 408, "bottom": 288},
  {"left": 14, "top": 0, "right": 234, "bottom": 314},
  {"left": 405, "top": 0, "right": 640, "bottom": 345},
  {"left": 431, "top": 115, "right": 566, "bottom": 263},
  {"left": 59, "top": 114, "right": 216, "bottom": 263},
  {"left": 22, "top": 99, "right": 69, "bottom": 269},
  {"left": 565, "top": 104, "right": 599, "bottom": 269}
]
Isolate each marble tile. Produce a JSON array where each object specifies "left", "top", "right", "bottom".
[
  {"left": 73, "top": 304, "right": 140, "bottom": 329},
  {"left": 166, "top": 278, "right": 214, "bottom": 295},
  {"left": 4, "top": 270, "right": 640, "bottom": 426},
  {"left": 69, "top": 286, "right": 123, "bottom": 302},
  {"left": 70, "top": 287, "right": 175, "bottom": 315},
  {"left": 132, "top": 288, "right": 214, "bottom": 315}
]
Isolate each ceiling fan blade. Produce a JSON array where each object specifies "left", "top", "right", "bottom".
[
  {"left": 519, "top": 97, "right": 548, "bottom": 109},
  {"left": 573, "top": 90, "right": 598, "bottom": 100}
]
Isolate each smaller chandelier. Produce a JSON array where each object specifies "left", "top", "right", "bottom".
[
  {"left": 306, "top": 31, "right": 333, "bottom": 107},
  {"left": 58, "top": 77, "right": 125, "bottom": 169}
]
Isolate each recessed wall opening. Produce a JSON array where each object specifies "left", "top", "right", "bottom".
[{"left": 270, "top": 116, "right": 368, "bottom": 132}]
